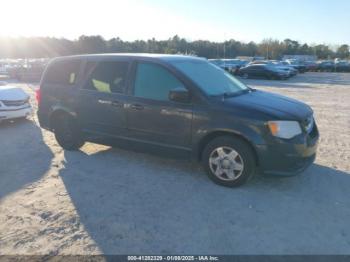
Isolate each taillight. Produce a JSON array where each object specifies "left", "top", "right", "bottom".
[{"left": 35, "top": 88, "right": 41, "bottom": 105}]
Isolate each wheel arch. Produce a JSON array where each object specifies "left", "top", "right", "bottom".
[
  {"left": 49, "top": 107, "right": 77, "bottom": 130},
  {"left": 196, "top": 130, "right": 259, "bottom": 166}
]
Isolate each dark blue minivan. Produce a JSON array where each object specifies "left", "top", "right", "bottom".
[{"left": 37, "top": 54, "right": 319, "bottom": 187}]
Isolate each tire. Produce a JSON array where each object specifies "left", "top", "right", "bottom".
[
  {"left": 53, "top": 113, "right": 85, "bottom": 150},
  {"left": 202, "top": 136, "right": 256, "bottom": 187}
]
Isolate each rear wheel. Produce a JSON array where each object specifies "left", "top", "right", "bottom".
[
  {"left": 202, "top": 136, "right": 256, "bottom": 187},
  {"left": 53, "top": 113, "right": 84, "bottom": 150}
]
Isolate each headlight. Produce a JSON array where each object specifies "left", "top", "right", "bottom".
[
  {"left": 303, "top": 116, "right": 314, "bottom": 133},
  {"left": 267, "top": 121, "right": 302, "bottom": 139}
]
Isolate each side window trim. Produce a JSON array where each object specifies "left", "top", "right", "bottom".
[
  {"left": 80, "top": 61, "right": 98, "bottom": 92},
  {"left": 74, "top": 58, "right": 87, "bottom": 88}
]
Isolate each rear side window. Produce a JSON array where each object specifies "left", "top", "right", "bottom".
[
  {"left": 84, "top": 61, "right": 129, "bottom": 94},
  {"left": 44, "top": 60, "right": 81, "bottom": 85},
  {"left": 134, "top": 63, "right": 184, "bottom": 101}
]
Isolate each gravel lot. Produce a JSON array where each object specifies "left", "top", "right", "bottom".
[{"left": 0, "top": 72, "right": 349, "bottom": 255}]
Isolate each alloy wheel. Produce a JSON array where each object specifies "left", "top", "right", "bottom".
[{"left": 209, "top": 146, "right": 244, "bottom": 181}]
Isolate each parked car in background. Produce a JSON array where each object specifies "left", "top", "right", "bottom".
[
  {"left": 223, "top": 59, "right": 248, "bottom": 74},
  {"left": 238, "top": 64, "right": 289, "bottom": 80},
  {"left": 0, "top": 58, "right": 49, "bottom": 82},
  {"left": 209, "top": 59, "right": 227, "bottom": 71},
  {"left": 304, "top": 61, "right": 318, "bottom": 72},
  {"left": 221, "top": 59, "right": 239, "bottom": 74},
  {"left": 248, "top": 60, "right": 265, "bottom": 65},
  {"left": 285, "top": 59, "right": 307, "bottom": 73},
  {"left": 273, "top": 61, "right": 298, "bottom": 75},
  {"left": 255, "top": 60, "right": 298, "bottom": 76},
  {"left": 209, "top": 59, "right": 239, "bottom": 74},
  {"left": 37, "top": 54, "right": 318, "bottom": 187},
  {"left": 317, "top": 61, "right": 335, "bottom": 72},
  {"left": 0, "top": 64, "right": 9, "bottom": 75},
  {"left": 209, "top": 59, "right": 249, "bottom": 75},
  {"left": 335, "top": 61, "right": 350, "bottom": 72},
  {"left": 0, "top": 85, "right": 32, "bottom": 123},
  {"left": 208, "top": 59, "right": 223, "bottom": 68}
]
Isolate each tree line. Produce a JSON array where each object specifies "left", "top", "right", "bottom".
[{"left": 0, "top": 35, "right": 349, "bottom": 60}]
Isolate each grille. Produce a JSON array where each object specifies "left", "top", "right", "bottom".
[{"left": 1, "top": 99, "right": 28, "bottom": 107}]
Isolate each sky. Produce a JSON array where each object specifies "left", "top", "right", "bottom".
[{"left": 1, "top": 0, "right": 349, "bottom": 45}]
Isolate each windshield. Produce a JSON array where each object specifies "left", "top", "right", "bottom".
[{"left": 170, "top": 60, "right": 249, "bottom": 96}]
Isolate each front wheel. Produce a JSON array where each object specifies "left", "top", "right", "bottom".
[
  {"left": 53, "top": 114, "right": 85, "bottom": 150},
  {"left": 202, "top": 136, "right": 256, "bottom": 187}
]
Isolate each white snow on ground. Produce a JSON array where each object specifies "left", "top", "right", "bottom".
[{"left": 0, "top": 72, "right": 349, "bottom": 255}]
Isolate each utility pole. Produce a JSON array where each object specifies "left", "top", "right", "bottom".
[
  {"left": 223, "top": 42, "right": 226, "bottom": 68},
  {"left": 224, "top": 42, "right": 226, "bottom": 59},
  {"left": 266, "top": 43, "right": 269, "bottom": 60}
]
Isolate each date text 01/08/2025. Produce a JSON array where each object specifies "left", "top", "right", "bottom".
[{"left": 127, "top": 255, "right": 219, "bottom": 261}]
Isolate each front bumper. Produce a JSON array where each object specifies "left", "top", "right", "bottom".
[
  {"left": 256, "top": 124, "right": 319, "bottom": 176},
  {"left": 0, "top": 105, "right": 32, "bottom": 121}
]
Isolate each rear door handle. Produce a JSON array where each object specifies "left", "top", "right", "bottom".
[
  {"left": 98, "top": 99, "right": 112, "bottom": 105},
  {"left": 111, "top": 100, "right": 123, "bottom": 108},
  {"left": 130, "top": 104, "right": 144, "bottom": 110},
  {"left": 98, "top": 99, "right": 123, "bottom": 108}
]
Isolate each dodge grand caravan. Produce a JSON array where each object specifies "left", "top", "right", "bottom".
[{"left": 37, "top": 54, "right": 319, "bottom": 187}]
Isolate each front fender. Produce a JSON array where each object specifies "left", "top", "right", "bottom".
[{"left": 191, "top": 110, "right": 268, "bottom": 160}]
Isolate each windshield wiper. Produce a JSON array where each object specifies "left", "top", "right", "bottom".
[
  {"left": 211, "top": 89, "right": 252, "bottom": 100},
  {"left": 223, "top": 89, "right": 250, "bottom": 98}
]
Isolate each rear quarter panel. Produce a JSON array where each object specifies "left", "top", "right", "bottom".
[{"left": 37, "top": 58, "right": 85, "bottom": 129}]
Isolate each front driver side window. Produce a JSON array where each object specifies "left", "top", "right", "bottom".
[{"left": 134, "top": 62, "right": 185, "bottom": 101}]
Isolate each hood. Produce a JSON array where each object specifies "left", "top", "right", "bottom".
[
  {"left": 0, "top": 86, "right": 29, "bottom": 101},
  {"left": 223, "top": 90, "right": 313, "bottom": 121}
]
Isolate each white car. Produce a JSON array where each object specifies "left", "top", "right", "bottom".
[{"left": 0, "top": 86, "right": 32, "bottom": 122}]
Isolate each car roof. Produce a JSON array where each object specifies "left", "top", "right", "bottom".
[
  {"left": 52, "top": 53, "right": 206, "bottom": 63},
  {"left": 246, "top": 64, "right": 266, "bottom": 67}
]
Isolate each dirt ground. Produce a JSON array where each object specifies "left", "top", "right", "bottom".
[{"left": 0, "top": 72, "right": 349, "bottom": 255}]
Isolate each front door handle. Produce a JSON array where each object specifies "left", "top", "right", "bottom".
[{"left": 130, "top": 104, "right": 144, "bottom": 110}]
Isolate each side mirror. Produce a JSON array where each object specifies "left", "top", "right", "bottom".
[{"left": 169, "top": 87, "right": 191, "bottom": 103}]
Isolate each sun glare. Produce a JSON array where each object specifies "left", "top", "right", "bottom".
[{"left": 0, "top": 0, "right": 245, "bottom": 41}]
